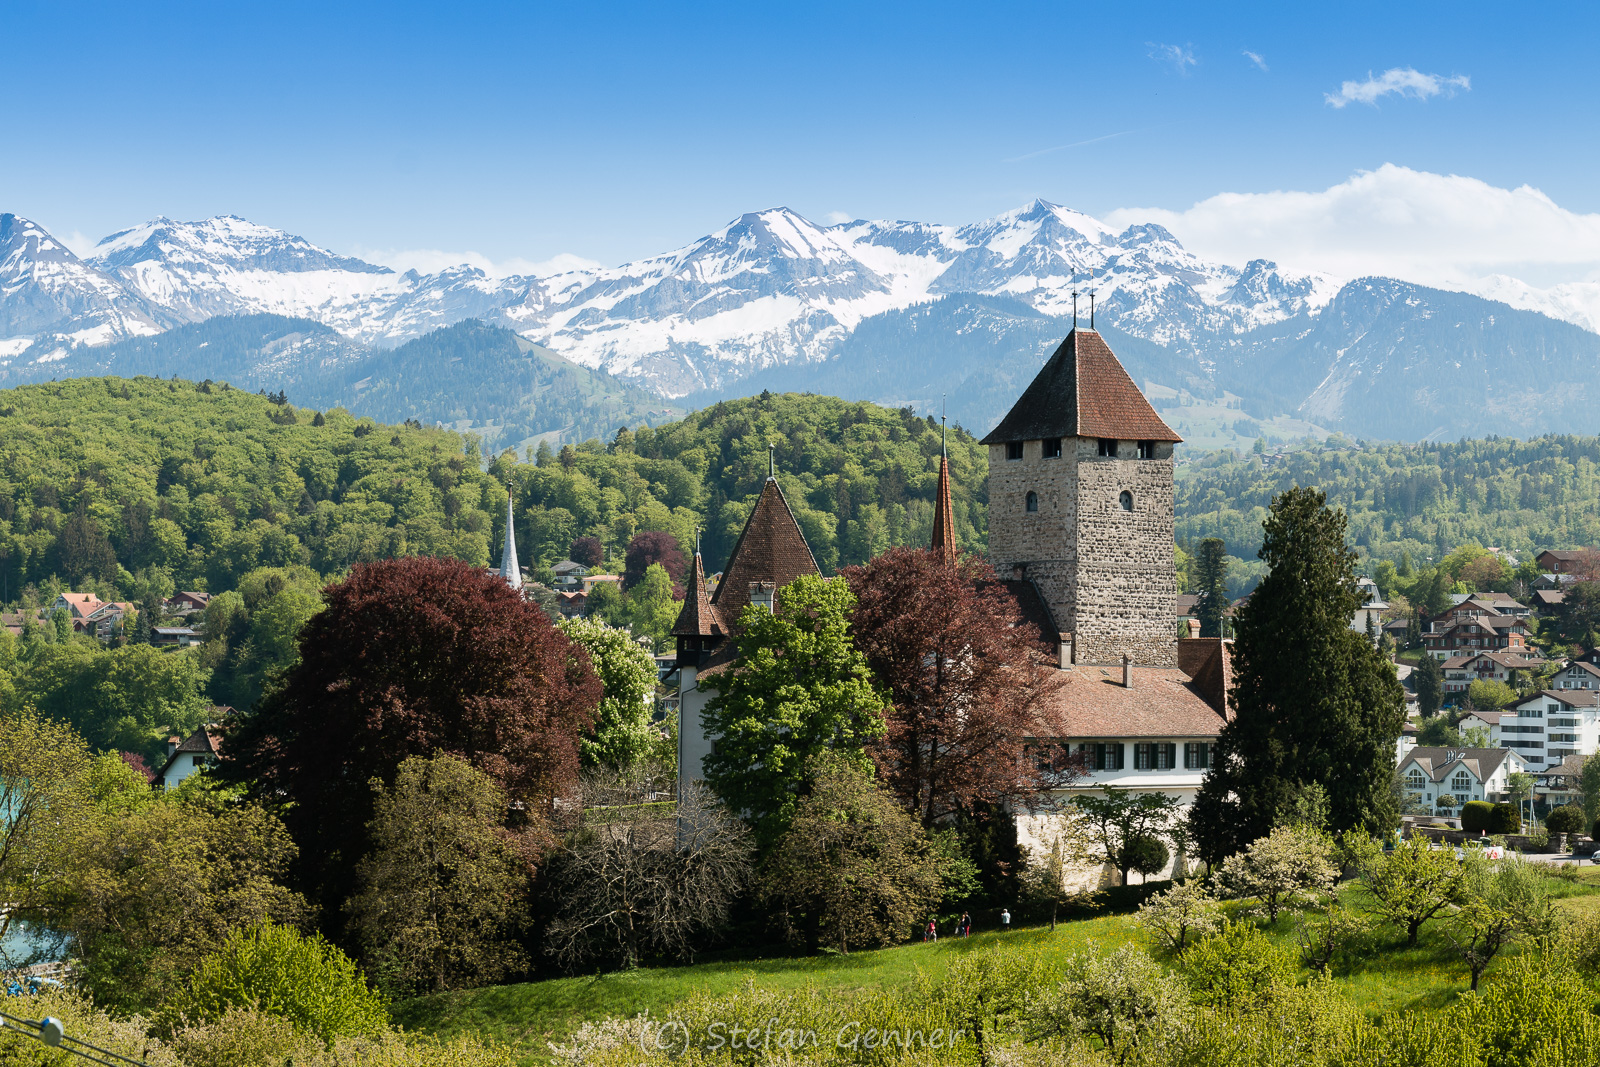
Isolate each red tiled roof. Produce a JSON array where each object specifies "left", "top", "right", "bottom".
[
  {"left": 672, "top": 551, "right": 725, "bottom": 638},
  {"left": 710, "top": 477, "right": 820, "bottom": 625},
  {"left": 930, "top": 454, "right": 956, "bottom": 565},
  {"left": 1033, "top": 664, "right": 1229, "bottom": 739},
  {"left": 980, "top": 329, "right": 1181, "bottom": 445}
]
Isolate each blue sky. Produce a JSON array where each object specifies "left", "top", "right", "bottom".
[{"left": 7, "top": 0, "right": 1600, "bottom": 283}]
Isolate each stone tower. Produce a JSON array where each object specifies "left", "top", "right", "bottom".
[{"left": 981, "top": 328, "right": 1182, "bottom": 667}]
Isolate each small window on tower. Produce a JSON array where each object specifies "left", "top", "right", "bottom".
[
  {"left": 1119, "top": 490, "right": 1133, "bottom": 511},
  {"left": 1138, "top": 440, "right": 1156, "bottom": 459},
  {"left": 1025, "top": 491, "right": 1039, "bottom": 513},
  {"left": 1006, "top": 442, "right": 1024, "bottom": 461},
  {"left": 1098, "top": 438, "right": 1116, "bottom": 457},
  {"left": 1043, "top": 438, "right": 1062, "bottom": 459}
]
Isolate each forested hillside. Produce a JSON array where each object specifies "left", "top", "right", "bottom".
[
  {"left": 0, "top": 381, "right": 986, "bottom": 605},
  {"left": 1176, "top": 435, "right": 1600, "bottom": 562}
]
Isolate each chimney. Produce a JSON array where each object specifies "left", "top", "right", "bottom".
[
  {"left": 1057, "top": 633, "right": 1074, "bottom": 670},
  {"left": 1122, "top": 654, "right": 1133, "bottom": 689},
  {"left": 1186, "top": 618, "right": 1201, "bottom": 639}
]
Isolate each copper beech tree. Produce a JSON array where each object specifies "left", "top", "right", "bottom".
[
  {"left": 223, "top": 556, "right": 602, "bottom": 921},
  {"left": 844, "top": 546, "right": 1072, "bottom": 827}
]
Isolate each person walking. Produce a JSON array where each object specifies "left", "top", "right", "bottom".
[
  {"left": 1000, "top": 907, "right": 1011, "bottom": 930},
  {"left": 924, "top": 918, "right": 938, "bottom": 942},
  {"left": 959, "top": 911, "right": 971, "bottom": 938}
]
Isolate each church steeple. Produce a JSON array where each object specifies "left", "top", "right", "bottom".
[
  {"left": 499, "top": 488, "right": 522, "bottom": 591},
  {"left": 930, "top": 412, "right": 957, "bottom": 565}
]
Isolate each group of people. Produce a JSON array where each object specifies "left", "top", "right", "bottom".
[{"left": 922, "top": 908, "right": 1010, "bottom": 942}]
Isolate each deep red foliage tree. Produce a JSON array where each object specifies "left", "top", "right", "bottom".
[
  {"left": 221, "top": 556, "right": 601, "bottom": 923},
  {"left": 569, "top": 536, "right": 604, "bottom": 569},
  {"left": 622, "top": 531, "right": 687, "bottom": 592},
  {"left": 844, "top": 547, "right": 1071, "bottom": 826}
]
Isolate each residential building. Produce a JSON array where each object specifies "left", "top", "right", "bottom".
[
  {"left": 1441, "top": 651, "right": 1543, "bottom": 696},
  {"left": 1503, "top": 689, "right": 1600, "bottom": 768},
  {"left": 551, "top": 560, "right": 589, "bottom": 590},
  {"left": 155, "top": 717, "right": 230, "bottom": 789},
  {"left": 1536, "top": 755, "right": 1585, "bottom": 809},
  {"left": 152, "top": 626, "right": 202, "bottom": 647},
  {"left": 1533, "top": 589, "right": 1566, "bottom": 614},
  {"left": 1422, "top": 601, "right": 1533, "bottom": 659},
  {"left": 167, "top": 591, "right": 210, "bottom": 614},
  {"left": 582, "top": 574, "right": 622, "bottom": 596},
  {"left": 1536, "top": 549, "right": 1600, "bottom": 575},
  {"left": 1352, "top": 577, "right": 1387, "bottom": 636},
  {"left": 1552, "top": 661, "right": 1600, "bottom": 691},
  {"left": 1397, "top": 747, "right": 1529, "bottom": 812}
]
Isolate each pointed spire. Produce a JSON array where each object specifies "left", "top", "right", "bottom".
[
  {"left": 768, "top": 445, "right": 775, "bottom": 480},
  {"left": 499, "top": 488, "right": 522, "bottom": 591},
  {"left": 672, "top": 532, "right": 722, "bottom": 638},
  {"left": 931, "top": 451, "right": 957, "bottom": 566}
]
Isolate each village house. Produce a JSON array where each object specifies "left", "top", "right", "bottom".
[
  {"left": 1551, "top": 660, "right": 1600, "bottom": 691},
  {"left": 550, "top": 560, "right": 589, "bottom": 590},
  {"left": 154, "top": 713, "right": 232, "bottom": 789},
  {"left": 1397, "top": 746, "right": 1528, "bottom": 813},
  {"left": 1536, "top": 754, "right": 1585, "bottom": 810},
  {"left": 1441, "top": 650, "right": 1543, "bottom": 697},
  {"left": 166, "top": 591, "right": 210, "bottom": 614},
  {"left": 1351, "top": 577, "right": 1387, "bottom": 637},
  {"left": 1423, "top": 598, "right": 1533, "bottom": 659},
  {"left": 1536, "top": 549, "right": 1600, "bottom": 575}
]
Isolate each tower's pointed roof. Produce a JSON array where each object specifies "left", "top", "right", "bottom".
[
  {"left": 980, "top": 328, "right": 1182, "bottom": 445},
  {"left": 931, "top": 454, "right": 957, "bottom": 565},
  {"left": 671, "top": 549, "right": 723, "bottom": 638},
  {"left": 499, "top": 489, "right": 522, "bottom": 590},
  {"left": 711, "top": 476, "right": 820, "bottom": 622}
]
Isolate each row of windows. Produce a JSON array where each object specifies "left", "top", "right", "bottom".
[
  {"left": 1079, "top": 742, "right": 1210, "bottom": 771},
  {"left": 1025, "top": 490, "right": 1134, "bottom": 512},
  {"left": 1005, "top": 439, "right": 1159, "bottom": 460}
]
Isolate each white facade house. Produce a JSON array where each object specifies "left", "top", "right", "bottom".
[
  {"left": 1503, "top": 689, "right": 1600, "bottom": 767},
  {"left": 1352, "top": 577, "right": 1387, "bottom": 638},
  {"left": 1397, "top": 746, "right": 1528, "bottom": 812},
  {"left": 156, "top": 724, "right": 224, "bottom": 789},
  {"left": 1552, "top": 661, "right": 1600, "bottom": 692}
]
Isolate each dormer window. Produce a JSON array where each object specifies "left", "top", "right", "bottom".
[
  {"left": 1098, "top": 438, "right": 1116, "bottom": 457},
  {"left": 1138, "top": 440, "right": 1156, "bottom": 459},
  {"left": 1006, "top": 442, "right": 1024, "bottom": 461},
  {"left": 1043, "top": 438, "right": 1062, "bottom": 459}
]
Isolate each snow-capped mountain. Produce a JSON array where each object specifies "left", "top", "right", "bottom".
[
  {"left": 0, "top": 202, "right": 1337, "bottom": 396},
  {"left": 502, "top": 200, "right": 1338, "bottom": 394},
  {"left": 0, "top": 213, "right": 166, "bottom": 352}
]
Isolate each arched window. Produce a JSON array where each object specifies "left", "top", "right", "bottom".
[
  {"left": 1025, "top": 491, "right": 1038, "bottom": 513},
  {"left": 1406, "top": 771, "right": 1426, "bottom": 791},
  {"left": 1451, "top": 772, "right": 1472, "bottom": 792},
  {"left": 1118, "top": 490, "right": 1133, "bottom": 511}
]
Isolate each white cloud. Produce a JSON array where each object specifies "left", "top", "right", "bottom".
[
  {"left": 825, "top": 211, "right": 853, "bottom": 225},
  {"left": 1243, "top": 50, "right": 1268, "bottom": 72},
  {"left": 1325, "top": 67, "right": 1470, "bottom": 108},
  {"left": 352, "top": 246, "right": 602, "bottom": 278},
  {"left": 61, "top": 231, "right": 98, "bottom": 259},
  {"left": 1147, "top": 42, "right": 1196, "bottom": 76},
  {"left": 1106, "top": 163, "right": 1600, "bottom": 288}
]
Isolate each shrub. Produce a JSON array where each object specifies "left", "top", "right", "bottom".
[
  {"left": 1462, "top": 801, "right": 1521, "bottom": 834},
  {"left": 1460, "top": 800, "right": 1495, "bottom": 832},
  {"left": 167, "top": 921, "right": 388, "bottom": 1041},
  {"left": 1547, "top": 804, "right": 1587, "bottom": 834},
  {"left": 1026, "top": 943, "right": 1190, "bottom": 1061},
  {"left": 1135, "top": 880, "right": 1222, "bottom": 954},
  {"left": 1178, "top": 920, "right": 1296, "bottom": 1012}
]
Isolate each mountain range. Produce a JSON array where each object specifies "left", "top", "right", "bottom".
[{"left": 5, "top": 202, "right": 1600, "bottom": 444}]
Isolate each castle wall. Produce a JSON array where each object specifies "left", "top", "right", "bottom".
[{"left": 987, "top": 437, "right": 1176, "bottom": 668}]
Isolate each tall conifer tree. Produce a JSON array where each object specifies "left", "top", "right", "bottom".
[
  {"left": 1191, "top": 487, "right": 1406, "bottom": 863},
  {"left": 1195, "top": 538, "right": 1229, "bottom": 638}
]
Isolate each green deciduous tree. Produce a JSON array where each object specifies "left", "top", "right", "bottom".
[
  {"left": 761, "top": 755, "right": 944, "bottom": 954},
  {"left": 1351, "top": 836, "right": 1465, "bottom": 946},
  {"left": 1448, "top": 854, "right": 1556, "bottom": 991},
  {"left": 1215, "top": 825, "right": 1339, "bottom": 922},
  {"left": 1467, "top": 678, "right": 1517, "bottom": 710},
  {"left": 558, "top": 617, "right": 661, "bottom": 772},
  {"left": 1191, "top": 487, "right": 1407, "bottom": 863},
  {"left": 701, "top": 574, "right": 887, "bottom": 848},
  {"left": 1135, "top": 880, "right": 1223, "bottom": 954},
  {"left": 346, "top": 754, "right": 533, "bottom": 996},
  {"left": 1178, "top": 921, "right": 1296, "bottom": 1012},
  {"left": 1025, "top": 944, "right": 1190, "bottom": 1065},
  {"left": 1071, "top": 787, "right": 1180, "bottom": 887}
]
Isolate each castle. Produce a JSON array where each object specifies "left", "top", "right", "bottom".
[{"left": 672, "top": 328, "right": 1230, "bottom": 869}]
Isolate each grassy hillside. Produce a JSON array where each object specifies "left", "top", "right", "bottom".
[{"left": 394, "top": 872, "right": 1600, "bottom": 1064}]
